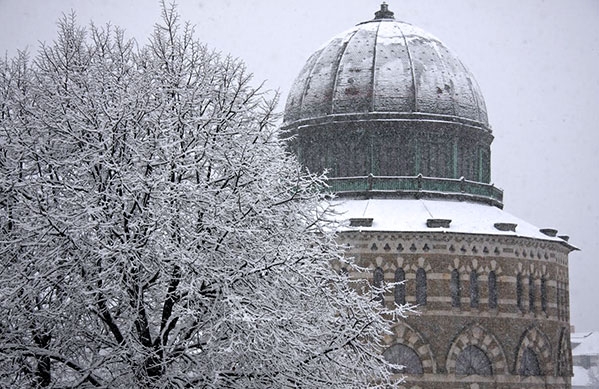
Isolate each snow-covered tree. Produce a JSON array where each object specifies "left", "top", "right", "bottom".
[{"left": 0, "top": 4, "right": 410, "bottom": 388}]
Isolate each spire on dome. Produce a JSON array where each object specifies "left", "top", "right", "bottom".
[{"left": 374, "top": 2, "right": 395, "bottom": 19}]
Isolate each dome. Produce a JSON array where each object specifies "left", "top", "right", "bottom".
[
  {"left": 284, "top": 5, "right": 489, "bottom": 129},
  {"left": 283, "top": 4, "right": 500, "bottom": 207}
]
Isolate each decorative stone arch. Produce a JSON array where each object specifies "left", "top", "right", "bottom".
[
  {"left": 388, "top": 256, "right": 406, "bottom": 272},
  {"left": 464, "top": 258, "right": 484, "bottom": 274},
  {"left": 364, "top": 258, "right": 402, "bottom": 307},
  {"left": 404, "top": 257, "right": 432, "bottom": 307},
  {"left": 406, "top": 257, "right": 433, "bottom": 273},
  {"left": 383, "top": 322, "right": 437, "bottom": 374},
  {"left": 555, "top": 268, "right": 569, "bottom": 316},
  {"left": 366, "top": 256, "right": 398, "bottom": 288},
  {"left": 446, "top": 323, "right": 508, "bottom": 375},
  {"left": 482, "top": 259, "right": 503, "bottom": 277},
  {"left": 515, "top": 326, "right": 553, "bottom": 376},
  {"left": 527, "top": 264, "right": 542, "bottom": 314},
  {"left": 556, "top": 327, "right": 572, "bottom": 377},
  {"left": 515, "top": 262, "right": 532, "bottom": 277},
  {"left": 369, "top": 255, "right": 396, "bottom": 273},
  {"left": 556, "top": 267, "right": 568, "bottom": 283},
  {"left": 529, "top": 263, "right": 544, "bottom": 279},
  {"left": 537, "top": 264, "right": 549, "bottom": 315},
  {"left": 373, "top": 266, "right": 385, "bottom": 305},
  {"left": 447, "top": 257, "right": 462, "bottom": 273},
  {"left": 515, "top": 263, "right": 533, "bottom": 312}
]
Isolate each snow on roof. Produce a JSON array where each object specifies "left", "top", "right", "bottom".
[
  {"left": 572, "top": 332, "right": 594, "bottom": 342},
  {"left": 331, "top": 198, "right": 572, "bottom": 246},
  {"left": 572, "top": 332, "right": 599, "bottom": 356},
  {"left": 572, "top": 365, "right": 591, "bottom": 386},
  {"left": 284, "top": 16, "right": 489, "bottom": 127}
]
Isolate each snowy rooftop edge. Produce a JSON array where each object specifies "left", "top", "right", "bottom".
[
  {"left": 329, "top": 198, "right": 576, "bottom": 250},
  {"left": 572, "top": 332, "right": 599, "bottom": 356}
]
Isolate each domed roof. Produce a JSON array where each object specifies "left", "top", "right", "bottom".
[{"left": 283, "top": 4, "right": 489, "bottom": 129}]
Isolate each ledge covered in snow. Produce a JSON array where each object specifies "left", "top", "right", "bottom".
[{"left": 331, "top": 198, "right": 575, "bottom": 250}]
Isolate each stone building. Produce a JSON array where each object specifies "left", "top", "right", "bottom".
[{"left": 282, "top": 4, "right": 576, "bottom": 388}]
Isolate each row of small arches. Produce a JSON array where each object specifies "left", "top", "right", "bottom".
[
  {"left": 382, "top": 324, "right": 571, "bottom": 378},
  {"left": 373, "top": 267, "right": 551, "bottom": 314},
  {"left": 385, "top": 343, "right": 541, "bottom": 376},
  {"left": 516, "top": 273, "right": 548, "bottom": 314},
  {"left": 369, "top": 242, "right": 553, "bottom": 260}
]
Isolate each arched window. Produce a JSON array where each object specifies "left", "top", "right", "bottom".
[
  {"left": 516, "top": 273, "right": 524, "bottom": 312},
  {"left": 416, "top": 268, "right": 427, "bottom": 306},
  {"left": 451, "top": 269, "right": 461, "bottom": 308},
  {"left": 557, "top": 328, "right": 571, "bottom": 376},
  {"left": 519, "top": 347, "right": 542, "bottom": 376},
  {"left": 557, "top": 281, "right": 569, "bottom": 321},
  {"left": 394, "top": 268, "right": 406, "bottom": 305},
  {"left": 556, "top": 282, "right": 562, "bottom": 321},
  {"left": 488, "top": 271, "right": 498, "bottom": 309},
  {"left": 529, "top": 275, "right": 536, "bottom": 313},
  {"left": 455, "top": 345, "right": 493, "bottom": 376},
  {"left": 541, "top": 276, "right": 547, "bottom": 313},
  {"left": 470, "top": 271, "right": 479, "bottom": 308},
  {"left": 383, "top": 344, "right": 424, "bottom": 374},
  {"left": 373, "top": 267, "right": 384, "bottom": 306}
]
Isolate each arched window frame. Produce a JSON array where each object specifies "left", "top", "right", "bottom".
[
  {"left": 540, "top": 276, "right": 547, "bottom": 314},
  {"left": 529, "top": 275, "right": 536, "bottom": 313},
  {"left": 373, "top": 267, "right": 384, "bottom": 306},
  {"left": 557, "top": 327, "right": 571, "bottom": 377},
  {"left": 416, "top": 268, "right": 427, "bottom": 306},
  {"left": 394, "top": 268, "right": 406, "bottom": 305},
  {"left": 516, "top": 273, "right": 524, "bottom": 312},
  {"left": 450, "top": 269, "right": 461, "bottom": 308},
  {"left": 488, "top": 271, "right": 498, "bottom": 309},
  {"left": 556, "top": 282, "right": 562, "bottom": 321},
  {"left": 470, "top": 271, "right": 479, "bottom": 308}
]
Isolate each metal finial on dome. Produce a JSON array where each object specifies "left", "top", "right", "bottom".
[{"left": 374, "top": 2, "right": 395, "bottom": 19}]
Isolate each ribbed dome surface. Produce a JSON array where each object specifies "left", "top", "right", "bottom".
[{"left": 284, "top": 18, "right": 489, "bottom": 128}]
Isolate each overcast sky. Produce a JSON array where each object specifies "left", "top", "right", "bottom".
[{"left": 1, "top": 0, "right": 597, "bottom": 331}]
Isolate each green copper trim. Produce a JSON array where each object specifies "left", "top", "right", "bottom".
[{"left": 324, "top": 174, "right": 503, "bottom": 208}]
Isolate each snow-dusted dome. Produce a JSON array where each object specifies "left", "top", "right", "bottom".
[
  {"left": 283, "top": 5, "right": 489, "bottom": 128},
  {"left": 283, "top": 4, "right": 499, "bottom": 206}
]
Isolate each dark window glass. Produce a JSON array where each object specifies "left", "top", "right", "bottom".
[
  {"left": 383, "top": 344, "right": 424, "bottom": 374},
  {"left": 451, "top": 269, "right": 461, "bottom": 307},
  {"left": 470, "top": 271, "right": 479, "bottom": 308},
  {"left": 394, "top": 268, "right": 406, "bottom": 305},
  {"left": 517, "top": 273, "right": 524, "bottom": 312},
  {"left": 529, "top": 275, "right": 535, "bottom": 313},
  {"left": 455, "top": 345, "right": 493, "bottom": 376},
  {"left": 488, "top": 271, "right": 498, "bottom": 309},
  {"left": 373, "top": 267, "right": 384, "bottom": 306},
  {"left": 416, "top": 268, "right": 427, "bottom": 306},
  {"left": 541, "top": 276, "right": 547, "bottom": 313},
  {"left": 519, "top": 347, "right": 542, "bottom": 376},
  {"left": 556, "top": 283, "right": 561, "bottom": 321}
]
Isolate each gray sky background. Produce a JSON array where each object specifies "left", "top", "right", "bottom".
[{"left": 1, "top": 0, "right": 597, "bottom": 331}]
